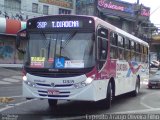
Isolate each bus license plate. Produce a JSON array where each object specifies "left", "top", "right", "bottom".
[{"left": 47, "top": 89, "right": 59, "bottom": 95}]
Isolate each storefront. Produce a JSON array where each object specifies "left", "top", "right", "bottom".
[{"left": 0, "top": 18, "right": 26, "bottom": 64}]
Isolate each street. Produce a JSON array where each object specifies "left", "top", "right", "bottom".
[{"left": 0, "top": 67, "right": 160, "bottom": 120}]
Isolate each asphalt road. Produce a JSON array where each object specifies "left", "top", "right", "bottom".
[{"left": 0, "top": 67, "right": 160, "bottom": 120}]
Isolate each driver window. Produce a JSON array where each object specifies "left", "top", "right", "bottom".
[
  {"left": 97, "top": 26, "right": 108, "bottom": 70},
  {"left": 98, "top": 37, "right": 108, "bottom": 69}
]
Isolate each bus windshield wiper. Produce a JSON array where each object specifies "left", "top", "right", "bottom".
[
  {"left": 62, "top": 31, "right": 77, "bottom": 49},
  {"left": 40, "top": 31, "right": 52, "bottom": 59}
]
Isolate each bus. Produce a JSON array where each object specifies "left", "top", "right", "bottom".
[{"left": 16, "top": 15, "right": 149, "bottom": 109}]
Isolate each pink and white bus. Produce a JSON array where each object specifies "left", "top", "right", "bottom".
[{"left": 16, "top": 15, "right": 149, "bottom": 109}]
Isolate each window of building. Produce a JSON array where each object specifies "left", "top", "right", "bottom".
[
  {"left": 4, "top": 0, "right": 21, "bottom": 11},
  {"left": 66, "top": 0, "right": 73, "bottom": 2},
  {"left": 59, "top": 8, "right": 71, "bottom": 14},
  {"left": 32, "top": 3, "right": 38, "bottom": 13},
  {"left": 43, "top": 5, "right": 49, "bottom": 15}
]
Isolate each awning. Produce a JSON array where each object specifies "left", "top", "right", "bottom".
[{"left": 0, "top": 17, "right": 26, "bottom": 36}]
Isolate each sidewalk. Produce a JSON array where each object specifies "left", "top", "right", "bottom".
[
  {"left": 0, "top": 64, "right": 22, "bottom": 68},
  {"left": 0, "top": 67, "right": 22, "bottom": 77}
]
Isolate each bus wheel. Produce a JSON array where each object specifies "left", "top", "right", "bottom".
[
  {"left": 132, "top": 78, "right": 140, "bottom": 96},
  {"left": 148, "top": 86, "right": 152, "bottom": 89},
  {"left": 106, "top": 82, "right": 113, "bottom": 109},
  {"left": 48, "top": 99, "right": 57, "bottom": 108},
  {"left": 100, "top": 82, "right": 112, "bottom": 109}
]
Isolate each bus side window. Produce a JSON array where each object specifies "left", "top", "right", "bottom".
[
  {"left": 110, "top": 32, "right": 117, "bottom": 46},
  {"left": 118, "top": 48, "right": 124, "bottom": 60},
  {"left": 143, "top": 46, "right": 148, "bottom": 63},
  {"left": 98, "top": 38, "right": 108, "bottom": 60},
  {"left": 110, "top": 32, "right": 118, "bottom": 59},
  {"left": 130, "top": 41, "right": 135, "bottom": 61},
  {"left": 110, "top": 45, "right": 118, "bottom": 59},
  {"left": 98, "top": 37, "right": 108, "bottom": 69},
  {"left": 117, "top": 35, "right": 124, "bottom": 60},
  {"left": 124, "top": 38, "right": 131, "bottom": 61}
]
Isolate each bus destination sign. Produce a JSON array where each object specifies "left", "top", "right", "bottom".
[{"left": 36, "top": 20, "right": 82, "bottom": 29}]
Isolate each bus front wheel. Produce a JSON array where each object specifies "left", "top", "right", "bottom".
[
  {"left": 48, "top": 99, "right": 57, "bottom": 108},
  {"left": 101, "top": 82, "right": 113, "bottom": 109},
  {"left": 106, "top": 82, "right": 113, "bottom": 109}
]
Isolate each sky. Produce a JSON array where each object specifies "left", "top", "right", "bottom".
[{"left": 120, "top": 0, "right": 160, "bottom": 28}]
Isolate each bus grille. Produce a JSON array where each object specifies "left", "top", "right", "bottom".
[{"left": 36, "top": 83, "right": 73, "bottom": 87}]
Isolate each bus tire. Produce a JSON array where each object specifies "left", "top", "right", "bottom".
[
  {"left": 148, "top": 86, "right": 152, "bottom": 89},
  {"left": 106, "top": 82, "right": 113, "bottom": 109},
  {"left": 48, "top": 99, "right": 57, "bottom": 108},
  {"left": 132, "top": 77, "right": 140, "bottom": 96},
  {"left": 100, "top": 82, "right": 112, "bottom": 109}
]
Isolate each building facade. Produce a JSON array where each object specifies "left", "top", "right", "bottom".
[
  {"left": 0, "top": 0, "right": 76, "bottom": 21},
  {"left": 0, "top": 0, "right": 76, "bottom": 64},
  {"left": 76, "top": 0, "right": 151, "bottom": 41}
]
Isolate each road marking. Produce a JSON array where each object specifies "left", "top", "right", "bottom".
[
  {"left": 11, "top": 76, "right": 22, "bottom": 80},
  {"left": 140, "top": 91, "right": 160, "bottom": 109},
  {"left": 2, "top": 78, "right": 20, "bottom": 83},
  {"left": 0, "top": 81, "right": 11, "bottom": 84},
  {"left": 0, "top": 99, "right": 37, "bottom": 112}
]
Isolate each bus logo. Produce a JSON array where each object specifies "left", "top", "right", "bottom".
[
  {"left": 127, "top": 62, "right": 142, "bottom": 77},
  {"left": 51, "top": 83, "right": 55, "bottom": 87}
]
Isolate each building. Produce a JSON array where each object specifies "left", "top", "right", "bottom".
[
  {"left": 0, "top": 0, "right": 76, "bottom": 65},
  {"left": 76, "top": 0, "right": 160, "bottom": 61},
  {"left": 76, "top": 0, "right": 152, "bottom": 41}
]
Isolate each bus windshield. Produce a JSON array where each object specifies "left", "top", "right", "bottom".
[{"left": 24, "top": 31, "right": 95, "bottom": 69}]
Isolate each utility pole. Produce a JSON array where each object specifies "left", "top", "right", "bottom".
[
  {"left": 137, "top": 0, "right": 139, "bottom": 4},
  {"left": 94, "top": 0, "right": 98, "bottom": 17},
  {"left": 134, "top": 1, "right": 141, "bottom": 37}
]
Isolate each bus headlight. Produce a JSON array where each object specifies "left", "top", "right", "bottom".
[
  {"left": 85, "top": 77, "right": 93, "bottom": 84},
  {"left": 23, "top": 76, "right": 27, "bottom": 81},
  {"left": 73, "top": 77, "right": 93, "bottom": 89}
]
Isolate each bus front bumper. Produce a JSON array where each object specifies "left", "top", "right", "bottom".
[{"left": 22, "top": 80, "right": 108, "bottom": 101}]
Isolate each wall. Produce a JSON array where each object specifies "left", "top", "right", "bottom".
[{"left": 0, "top": 35, "right": 26, "bottom": 64}]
